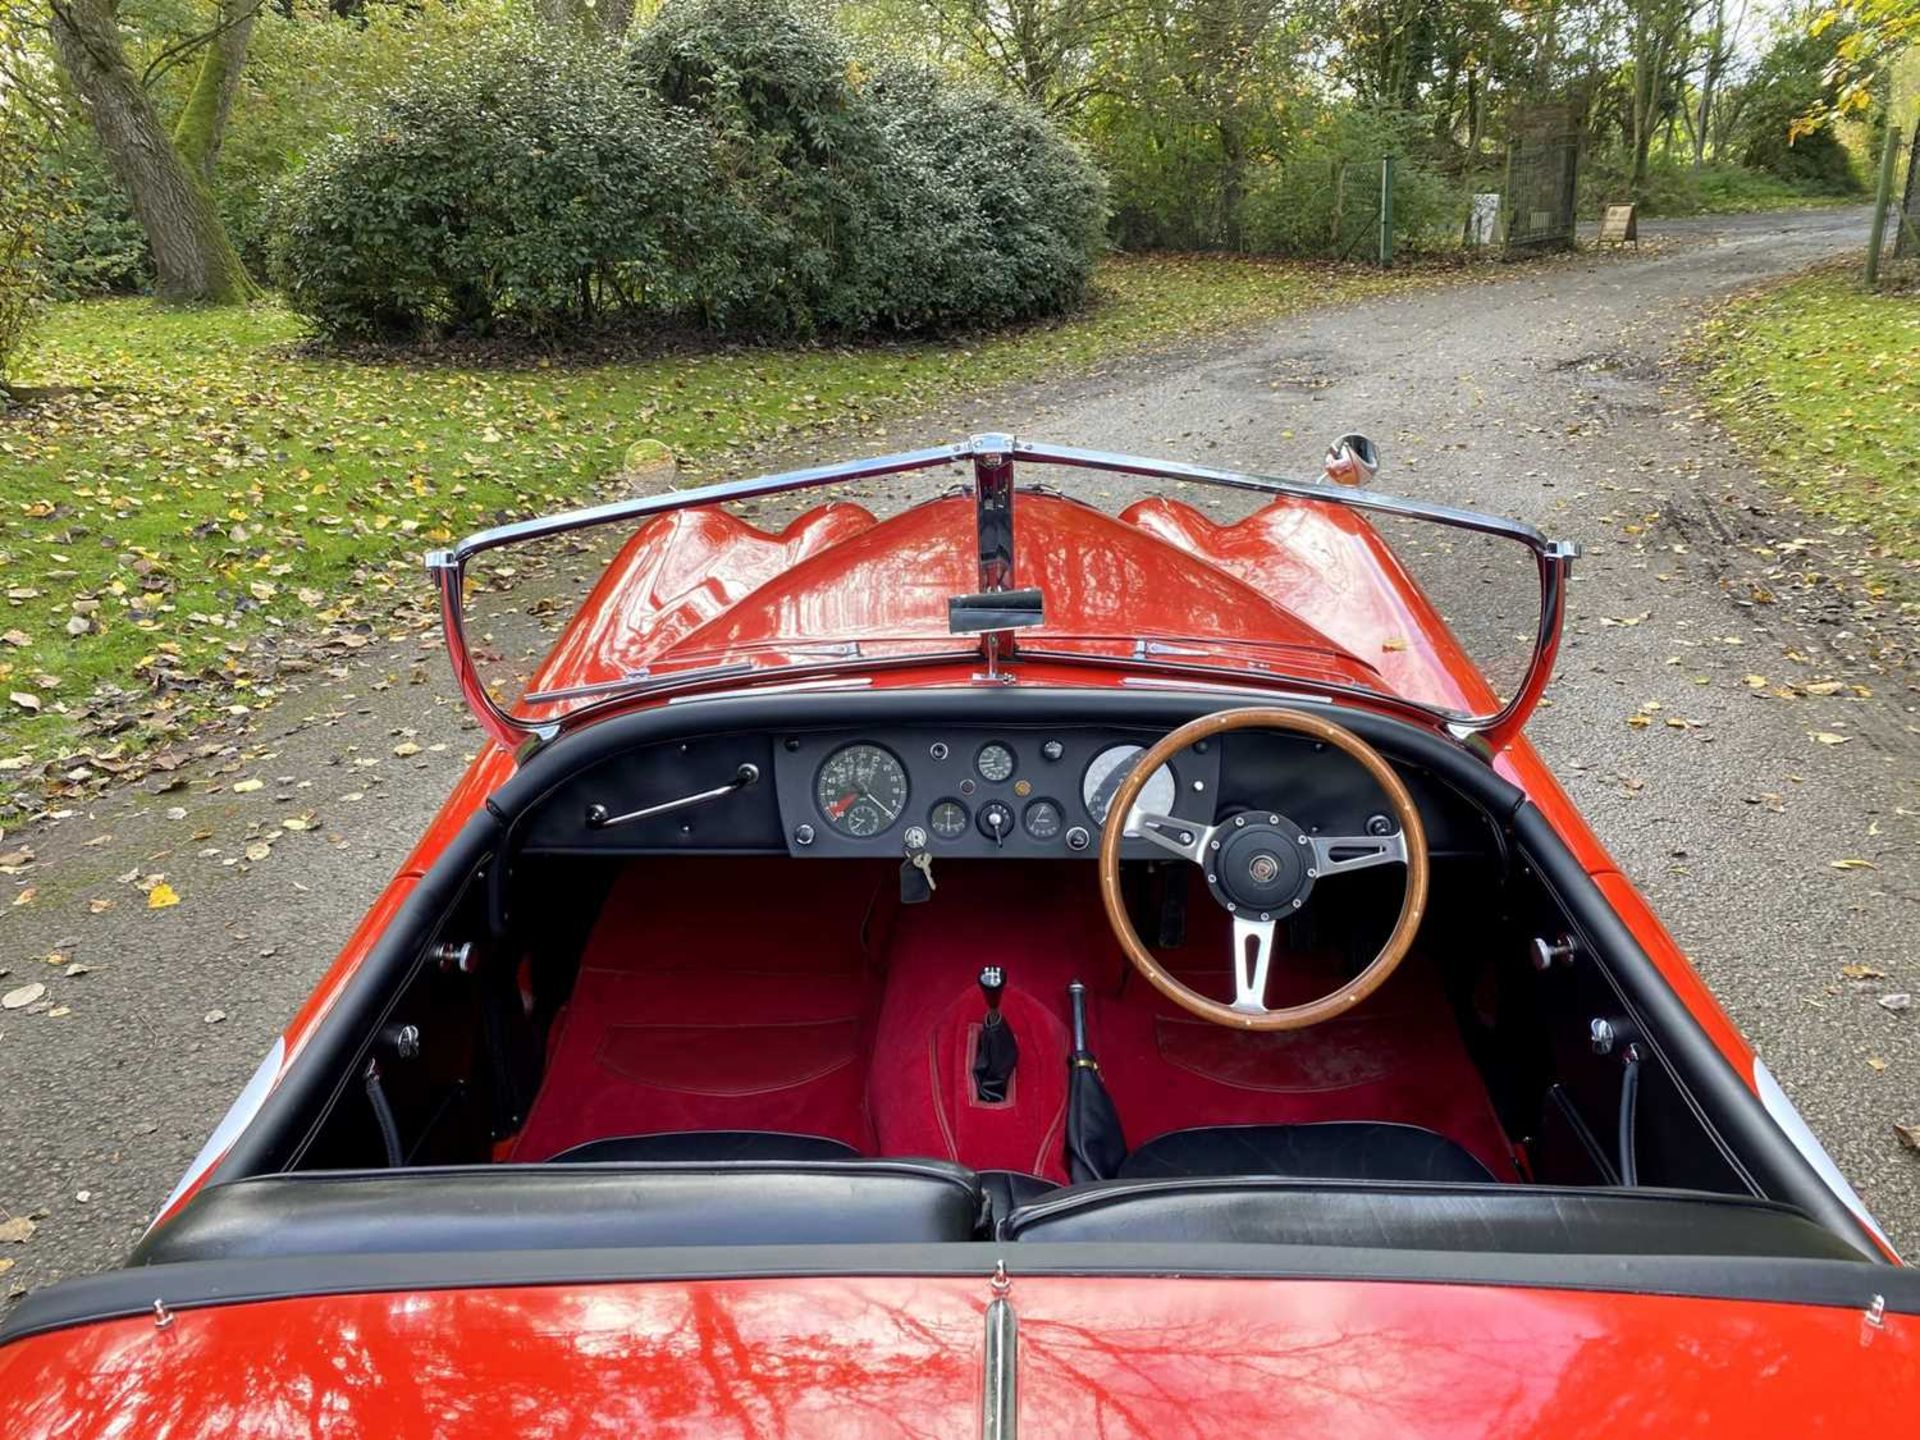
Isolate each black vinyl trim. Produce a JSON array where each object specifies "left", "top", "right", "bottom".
[
  {"left": 205, "top": 689, "right": 1513, "bottom": 1195},
  {"left": 1508, "top": 804, "right": 1884, "bottom": 1260},
  {"left": 210, "top": 807, "right": 502, "bottom": 1183},
  {"left": 5, "top": 1240, "right": 1910, "bottom": 1348},
  {"left": 492, "top": 689, "right": 1526, "bottom": 823}
]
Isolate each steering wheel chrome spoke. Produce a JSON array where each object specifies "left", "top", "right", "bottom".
[
  {"left": 1230, "top": 916, "right": 1277, "bottom": 1015},
  {"left": 1132, "top": 811, "right": 1215, "bottom": 865},
  {"left": 1100, "top": 707, "right": 1430, "bottom": 1032},
  {"left": 1307, "top": 830, "right": 1408, "bottom": 878}
]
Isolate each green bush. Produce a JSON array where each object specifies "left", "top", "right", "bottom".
[
  {"left": 867, "top": 65, "right": 1106, "bottom": 328},
  {"left": 1239, "top": 109, "right": 1457, "bottom": 259},
  {"left": 628, "top": 0, "right": 886, "bottom": 333},
  {"left": 268, "top": 30, "right": 714, "bottom": 337},
  {"left": 629, "top": 0, "right": 1102, "bottom": 334},
  {"left": 269, "top": 0, "right": 1104, "bottom": 341}
]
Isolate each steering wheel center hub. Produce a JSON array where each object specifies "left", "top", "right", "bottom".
[{"left": 1209, "top": 818, "right": 1311, "bottom": 915}]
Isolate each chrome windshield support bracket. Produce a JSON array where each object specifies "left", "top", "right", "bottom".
[
  {"left": 982, "top": 1260, "right": 1017, "bottom": 1440},
  {"left": 583, "top": 763, "right": 760, "bottom": 830},
  {"left": 970, "top": 434, "right": 1018, "bottom": 672}
]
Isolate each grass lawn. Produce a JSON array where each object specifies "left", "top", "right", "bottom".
[
  {"left": 0, "top": 255, "right": 1423, "bottom": 784},
  {"left": 1697, "top": 268, "right": 1920, "bottom": 575}
]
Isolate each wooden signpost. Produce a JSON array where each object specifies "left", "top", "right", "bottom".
[{"left": 1599, "top": 203, "right": 1638, "bottom": 247}]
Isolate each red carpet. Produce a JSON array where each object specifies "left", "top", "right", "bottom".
[
  {"left": 514, "top": 858, "right": 1515, "bottom": 1181},
  {"left": 511, "top": 858, "right": 895, "bottom": 1161}
]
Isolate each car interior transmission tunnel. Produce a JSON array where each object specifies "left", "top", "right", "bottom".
[
  {"left": 972, "top": 966, "right": 1019, "bottom": 1103},
  {"left": 1065, "top": 980, "right": 1127, "bottom": 1182}
]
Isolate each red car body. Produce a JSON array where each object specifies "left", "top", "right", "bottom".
[{"left": 1, "top": 437, "right": 1905, "bottom": 1437}]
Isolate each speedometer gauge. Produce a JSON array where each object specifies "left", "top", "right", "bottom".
[
  {"left": 976, "top": 742, "right": 1016, "bottom": 783},
  {"left": 815, "top": 743, "right": 909, "bottom": 838},
  {"left": 1083, "top": 745, "right": 1177, "bottom": 837}
]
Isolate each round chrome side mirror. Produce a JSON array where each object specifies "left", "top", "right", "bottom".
[{"left": 1323, "top": 433, "right": 1378, "bottom": 487}]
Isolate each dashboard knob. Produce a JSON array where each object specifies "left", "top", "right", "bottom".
[
  {"left": 1064, "top": 826, "right": 1091, "bottom": 852},
  {"left": 1041, "top": 740, "right": 1065, "bottom": 762}
]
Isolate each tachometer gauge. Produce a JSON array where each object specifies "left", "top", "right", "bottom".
[
  {"left": 976, "top": 742, "right": 1016, "bottom": 783},
  {"left": 815, "top": 743, "right": 909, "bottom": 838},
  {"left": 928, "top": 799, "right": 969, "bottom": 840},
  {"left": 1083, "top": 745, "right": 1177, "bottom": 837}
]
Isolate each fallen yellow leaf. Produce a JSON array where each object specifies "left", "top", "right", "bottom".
[{"left": 147, "top": 882, "right": 181, "bottom": 909}]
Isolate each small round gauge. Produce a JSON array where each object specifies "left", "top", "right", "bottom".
[
  {"left": 815, "top": 743, "right": 909, "bottom": 838},
  {"left": 1024, "top": 799, "right": 1062, "bottom": 840},
  {"left": 1083, "top": 744, "right": 1178, "bottom": 837},
  {"left": 976, "top": 742, "right": 1016, "bottom": 783},
  {"left": 928, "top": 799, "right": 969, "bottom": 840}
]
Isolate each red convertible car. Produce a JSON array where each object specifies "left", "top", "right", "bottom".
[{"left": 1, "top": 435, "right": 1912, "bottom": 1435}]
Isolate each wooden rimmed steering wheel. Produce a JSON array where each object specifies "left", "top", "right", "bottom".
[{"left": 1097, "top": 708, "right": 1430, "bottom": 1032}]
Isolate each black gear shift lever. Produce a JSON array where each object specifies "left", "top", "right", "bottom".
[{"left": 972, "top": 966, "right": 1018, "bottom": 1103}]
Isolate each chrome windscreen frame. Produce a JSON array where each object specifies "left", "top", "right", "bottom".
[{"left": 426, "top": 434, "right": 1578, "bottom": 754}]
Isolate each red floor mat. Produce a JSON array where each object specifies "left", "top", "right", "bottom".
[
  {"left": 513, "top": 858, "right": 894, "bottom": 1161},
  {"left": 517, "top": 858, "right": 1514, "bottom": 1180},
  {"left": 866, "top": 865, "right": 1516, "bottom": 1181}
]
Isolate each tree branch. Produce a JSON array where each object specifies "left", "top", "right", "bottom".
[{"left": 140, "top": 0, "right": 264, "bottom": 89}]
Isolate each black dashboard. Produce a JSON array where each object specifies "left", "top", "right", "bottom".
[
  {"left": 770, "top": 727, "right": 1221, "bottom": 859},
  {"left": 514, "top": 718, "right": 1493, "bottom": 862}
]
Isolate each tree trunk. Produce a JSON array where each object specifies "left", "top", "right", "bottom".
[
  {"left": 48, "top": 0, "right": 255, "bottom": 302},
  {"left": 1691, "top": 0, "right": 1726, "bottom": 168},
  {"left": 1218, "top": 119, "right": 1246, "bottom": 251},
  {"left": 174, "top": 0, "right": 258, "bottom": 181}
]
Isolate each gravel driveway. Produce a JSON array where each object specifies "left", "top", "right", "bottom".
[{"left": 2, "top": 206, "right": 1914, "bottom": 1303}]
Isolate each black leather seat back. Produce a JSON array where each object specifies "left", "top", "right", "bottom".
[
  {"left": 548, "top": 1131, "right": 861, "bottom": 1164},
  {"left": 135, "top": 1160, "right": 987, "bottom": 1265},
  {"left": 1003, "top": 1177, "right": 1865, "bottom": 1260}
]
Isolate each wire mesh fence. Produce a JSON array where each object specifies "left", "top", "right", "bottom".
[{"left": 1502, "top": 137, "right": 1580, "bottom": 252}]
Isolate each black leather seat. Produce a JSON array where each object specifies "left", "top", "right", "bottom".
[
  {"left": 1118, "top": 1123, "right": 1496, "bottom": 1184},
  {"left": 1002, "top": 1177, "right": 1867, "bottom": 1258},
  {"left": 980, "top": 1170, "right": 1057, "bottom": 1229},
  {"left": 549, "top": 1131, "right": 860, "bottom": 1164},
  {"left": 135, "top": 1159, "right": 988, "bottom": 1265}
]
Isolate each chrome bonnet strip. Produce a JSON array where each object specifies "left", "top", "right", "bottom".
[{"left": 983, "top": 1260, "right": 1017, "bottom": 1440}]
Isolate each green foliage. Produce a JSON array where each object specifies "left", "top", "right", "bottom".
[
  {"left": 1084, "top": 0, "right": 1303, "bottom": 252},
  {"left": 1737, "top": 26, "right": 1864, "bottom": 194},
  {"left": 267, "top": 29, "right": 715, "bottom": 337},
  {"left": 31, "top": 131, "right": 152, "bottom": 299},
  {"left": 223, "top": 0, "right": 529, "bottom": 272},
  {"left": 0, "top": 123, "right": 52, "bottom": 395},
  {"left": 1239, "top": 108, "right": 1459, "bottom": 258},
  {"left": 628, "top": 0, "right": 897, "bottom": 332},
  {"left": 1584, "top": 156, "right": 1858, "bottom": 216}
]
